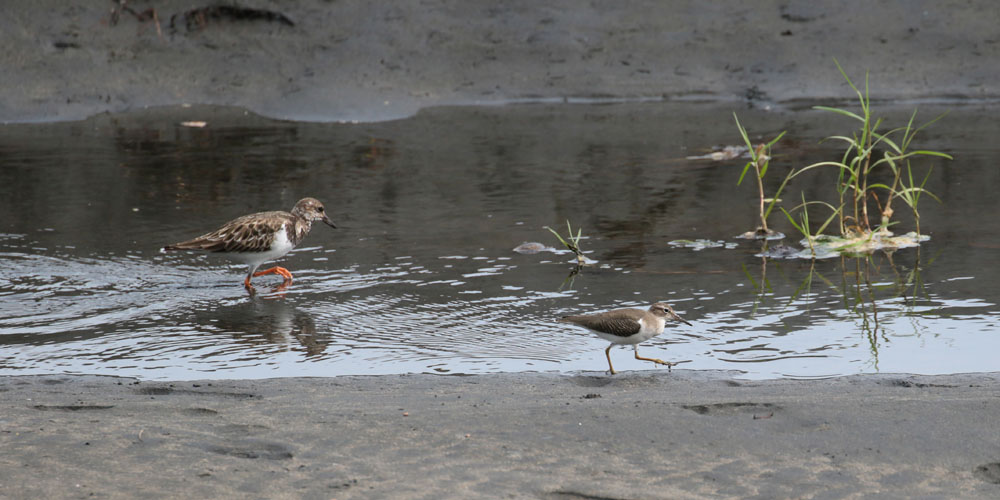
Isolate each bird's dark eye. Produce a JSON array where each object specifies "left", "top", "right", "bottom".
[{"left": 318, "top": 207, "right": 324, "bottom": 212}]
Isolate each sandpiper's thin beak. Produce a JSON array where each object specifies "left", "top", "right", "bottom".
[
  {"left": 322, "top": 215, "right": 337, "bottom": 228},
  {"left": 671, "top": 312, "right": 692, "bottom": 326}
]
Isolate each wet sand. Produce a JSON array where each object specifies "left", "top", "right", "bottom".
[{"left": 3, "top": 372, "right": 1000, "bottom": 498}]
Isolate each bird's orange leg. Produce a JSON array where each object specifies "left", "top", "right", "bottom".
[
  {"left": 243, "top": 275, "right": 257, "bottom": 295},
  {"left": 252, "top": 266, "right": 294, "bottom": 283},
  {"left": 634, "top": 348, "right": 675, "bottom": 371},
  {"left": 271, "top": 281, "right": 291, "bottom": 294},
  {"left": 605, "top": 345, "right": 617, "bottom": 375}
]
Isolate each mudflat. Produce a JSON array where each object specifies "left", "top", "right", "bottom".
[
  {"left": 3, "top": 372, "right": 999, "bottom": 498},
  {"left": 3, "top": 0, "right": 998, "bottom": 123}
]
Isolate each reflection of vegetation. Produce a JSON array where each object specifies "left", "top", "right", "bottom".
[
  {"left": 849, "top": 256, "right": 885, "bottom": 371},
  {"left": 743, "top": 247, "right": 935, "bottom": 371},
  {"left": 787, "top": 261, "right": 829, "bottom": 309},
  {"left": 896, "top": 247, "right": 941, "bottom": 307},
  {"left": 557, "top": 265, "right": 582, "bottom": 292},
  {"left": 740, "top": 258, "right": 772, "bottom": 318},
  {"left": 734, "top": 114, "right": 786, "bottom": 239}
]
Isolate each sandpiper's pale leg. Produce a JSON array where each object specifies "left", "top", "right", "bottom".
[
  {"left": 634, "top": 346, "right": 675, "bottom": 371},
  {"left": 605, "top": 344, "right": 617, "bottom": 375}
]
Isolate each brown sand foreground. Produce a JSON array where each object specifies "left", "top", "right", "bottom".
[{"left": 2, "top": 372, "right": 999, "bottom": 499}]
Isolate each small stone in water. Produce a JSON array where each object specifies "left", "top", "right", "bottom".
[{"left": 513, "top": 242, "right": 550, "bottom": 254}]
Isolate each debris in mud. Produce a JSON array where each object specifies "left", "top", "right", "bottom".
[
  {"left": 108, "top": 0, "right": 164, "bottom": 39},
  {"left": 685, "top": 145, "right": 748, "bottom": 161},
  {"left": 110, "top": 1, "right": 156, "bottom": 26},
  {"left": 180, "top": 121, "right": 207, "bottom": 128},
  {"left": 170, "top": 5, "right": 295, "bottom": 33},
  {"left": 974, "top": 462, "right": 1000, "bottom": 484}
]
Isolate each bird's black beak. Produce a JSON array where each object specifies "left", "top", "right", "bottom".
[
  {"left": 671, "top": 311, "right": 692, "bottom": 326},
  {"left": 322, "top": 215, "right": 337, "bottom": 228}
]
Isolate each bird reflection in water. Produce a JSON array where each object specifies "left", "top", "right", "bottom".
[{"left": 209, "top": 299, "right": 330, "bottom": 358}]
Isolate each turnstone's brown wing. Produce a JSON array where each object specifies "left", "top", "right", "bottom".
[
  {"left": 164, "top": 211, "right": 293, "bottom": 253},
  {"left": 560, "top": 309, "right": 643, "bottom": 337}
]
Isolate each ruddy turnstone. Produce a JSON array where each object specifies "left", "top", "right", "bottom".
[
  {"left": 162, "top": 197, "right": 336, "bottom": 292},
  {"left": 560, "top": 302, "right": 691, "bottom": 374}
]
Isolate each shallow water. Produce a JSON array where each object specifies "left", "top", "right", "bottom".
[{"left": 1, "top": 102, "right": 997, "bottom": 379}]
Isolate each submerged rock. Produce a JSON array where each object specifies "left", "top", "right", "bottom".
[
  {"left": 735, "top": 228, "right": 785, "bottom": 241},
  {"left": 513, "top": 242, "right": 555, "bottom": 254}
]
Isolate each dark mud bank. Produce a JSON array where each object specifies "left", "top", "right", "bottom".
[{"left": 4, "top": 0, "right": 999, "bottom": 123}]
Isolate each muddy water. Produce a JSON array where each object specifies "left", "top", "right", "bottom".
[{"left": 0, "top": 102, "right": 997, "bottom": 379}]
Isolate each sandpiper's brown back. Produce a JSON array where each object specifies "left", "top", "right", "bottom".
[{"left": 560, "top": 308, "right": 645, "bottom": 337}]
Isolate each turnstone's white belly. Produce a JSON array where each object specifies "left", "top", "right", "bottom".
[{"left": 230, "top": 225, "right": 295, "bottom": 265}]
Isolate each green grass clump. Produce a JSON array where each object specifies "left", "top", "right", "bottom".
[
  {"left": 812, "top": 59, "right": 951, "bottom": 238},
  {"left": 733, "top": 61, "right": 952, "bottom": 259}
]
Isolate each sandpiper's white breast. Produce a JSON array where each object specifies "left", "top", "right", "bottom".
[
  {"left": 633, "top": 316, "right": 665, "bottom": 343},
  {"left": 605, "top": 315, "right": 664, "bottom": 345}
]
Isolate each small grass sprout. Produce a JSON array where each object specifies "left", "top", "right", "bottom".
[
  {"left": 779, "top": 193, "right": 842, "bottom": 258},
  {"left": 546, "top": 220, "right": 589, "bottom": 266},
  {"left": 735, "top": 113, "right": 787, "bottom": 239}
]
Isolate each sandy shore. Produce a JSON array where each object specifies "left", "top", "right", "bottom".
[{"left": 2, "top": 372, "right": 999, "bottom": 498}]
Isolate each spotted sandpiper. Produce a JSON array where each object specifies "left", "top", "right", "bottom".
[
  {"left": 162, "top": 197, "right": 336, "bottom": 292},
  {"left": 560, "top": 302, "right": 691, "bottom": 374}
]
